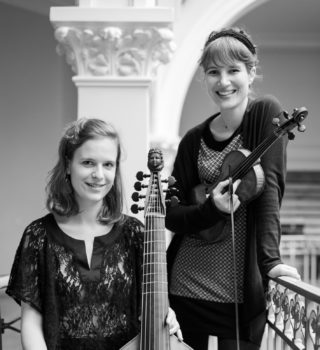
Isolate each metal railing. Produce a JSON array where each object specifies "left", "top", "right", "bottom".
[
  {"left": 0, "top": 275, "right": 20, "bottom": 350},
  {"left": 262, "top": 276, "right": 320, "bottom": 350}
]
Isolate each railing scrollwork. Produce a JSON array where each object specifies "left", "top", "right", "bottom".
[{"left": 266, "top": 276, "right": 320, "bottom": 349}]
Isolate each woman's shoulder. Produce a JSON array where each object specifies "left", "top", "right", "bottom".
[
  {"left": 115, "top": 215, "right": 144, "bottom": 251},
  {"left": 118, "top": 214, "right": 144, "bottom": 237},
  {"left": 178, "top": 115, "right": 216, "bottom": 153},
  {"left": 183, "top": 115, "right": 215, "bottom": 139},
  {"left": 23, "top": 213, "right": 53, "bottom": 238},
  {"left": 249, "top": 94, "right": 282, "bottom": 111}
]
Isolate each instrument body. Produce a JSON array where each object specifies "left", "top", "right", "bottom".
[
  {"left": 189, "top": 107, "right": 308, "bottom": 242},
  {"left": 121, "top": 149, "right": 192, "bottom": 350}
]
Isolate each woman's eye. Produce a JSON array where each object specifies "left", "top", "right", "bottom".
[
  {"left": 104, "top": 162, "right": 115, "bottom": 169},
  {"left": 82, "top": 160, "right": 94, "bottom": 166},
  {"left": 207, "top": 69, "right": 218, "bottom": 75}
]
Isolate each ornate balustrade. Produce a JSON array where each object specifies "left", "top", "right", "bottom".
[{"left": 262, "top": 276, "right": 320, "bottom": 350}]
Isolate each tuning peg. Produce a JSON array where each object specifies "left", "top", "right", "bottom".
[
  {"left": 288, "top": 131, "right": 295, "bottom": 140},
  {"left": 272, "top": 118, "right": 280, "bottom": 126},
  {"left": 134, "top": 182, "right": 148, "bottom": 191},
  {"left": 136, "top": 171, "right": 150, "bottom": 181},
  {"left": 161, "top": 176, "right": 177, "bottom": 187},
  {"left": 167, "top": 176, "right": 177, "bottom": 187},
  {"left": 298, "top": 124, "right": 306, "bottom": 132},
  {"left": 131, "top": 204, "right": 144, "bottom": 214},
  {"left": 165, "top": 196, "right": 179, "bottom": 207},
  {"left": 131, "top": 192, "right": 145, "bottom": 202},
  {"left": 167, "top": 187, "right": 179, "bottom": 196}
]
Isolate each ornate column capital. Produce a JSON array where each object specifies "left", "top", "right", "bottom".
[{"left": 50, "top": 7, "right": 175, "bottom": 77}]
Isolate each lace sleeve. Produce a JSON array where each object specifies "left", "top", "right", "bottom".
[
  {"left": 6, "top": 219, "right": 45, "bottom": 313},
  {"left": 131, "top": 217, "right": 144, "bottom": 315}
]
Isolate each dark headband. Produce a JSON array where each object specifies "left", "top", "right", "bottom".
[{"left": 206, "top": 29, "right": 256, "bottom": 55}]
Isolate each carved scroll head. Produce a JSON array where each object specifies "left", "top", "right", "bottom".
[{"left": 147, "top": 148, "right": 163, "bottom": 172}]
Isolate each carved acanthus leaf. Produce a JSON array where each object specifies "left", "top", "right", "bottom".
[{"left": 54, "top": 25, "right": 175, "bottom": 76}]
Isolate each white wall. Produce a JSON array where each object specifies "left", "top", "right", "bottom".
[{"left": 0, "top": 3, "right": 77, "bottom": 275}]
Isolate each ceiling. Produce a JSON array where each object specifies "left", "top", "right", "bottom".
[
  {"left": 1, "top": 0, "right": 319, "bottom": 46},
  {"left": 0, "top": 0, "right": 73, "bottom": 15}
]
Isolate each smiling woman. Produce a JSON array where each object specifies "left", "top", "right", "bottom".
[
  {"left": 5, "top": 118, "right": 181, "bottom": 350},
  {"left": 165, "top": 27, "right": 301, "bottom": 350}
]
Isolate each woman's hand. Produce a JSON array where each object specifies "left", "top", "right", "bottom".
[
  {"left": 211, "top": 179, "right": 241, "bottom": 214},
  {"left": 166, "top": 307, "right": 183, "bottom": 341},
  {"left": 267, "top": 263, "right": 301, "bottom": 280}
]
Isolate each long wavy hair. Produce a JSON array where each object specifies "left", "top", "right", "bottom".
[{"left": 46, "top": 118, "right": 123, "bottom": 224}]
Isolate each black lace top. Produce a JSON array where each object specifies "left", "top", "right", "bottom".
[{"left": 6, "top": 213, "right": 144, "bottom": 350}]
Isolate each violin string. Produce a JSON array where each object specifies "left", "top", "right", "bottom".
[
  {"left": 142, "top": 171, "right": 169, "bottom": 349},
  {"left": 232, "top": 133, "right": 279, "bottom": 180}
]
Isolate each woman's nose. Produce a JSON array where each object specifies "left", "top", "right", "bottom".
[
  {"left": 93, "top": 165, "right": 103, "bottom": 179},
  {"left": 218, "top": 72, "right": 230, "bottom": 86}
]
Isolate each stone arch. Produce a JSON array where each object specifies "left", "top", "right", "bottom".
[{"left": 151, "top": 0, "right": 269, "bottom": 149}]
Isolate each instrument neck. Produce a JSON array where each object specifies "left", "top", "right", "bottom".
[
  {"left": 232, "top": 132, "right": 279, "bottom": 181},
  {"left": 140, "top": 214, "right": 169, "bottom": 350}
]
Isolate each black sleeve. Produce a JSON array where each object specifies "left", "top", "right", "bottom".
[
  {"left": 250, "top": 96, "right": 287, "bottom": 277},
  {"left": 6, "top": 220, "right": 44, "bottom": 313},
  {"left": 165, "top": 130, "right": 227, "bottom": 235}
]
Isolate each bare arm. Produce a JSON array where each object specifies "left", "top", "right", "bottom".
[{"left": 21, "top": 302, "right": 47, "bottom": 350}]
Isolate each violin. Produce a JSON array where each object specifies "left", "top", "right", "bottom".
[
  {"left": 121, "top": 149, "right": 192, "bottom": 350},
  {"left": 189, "top": 107, "right": 308, "bottom": 242}
]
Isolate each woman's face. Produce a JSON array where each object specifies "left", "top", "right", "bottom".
[
  {"left": 67, "top": 137, "right": 118, "bottom": 210},
  {"left": 204, "top": 60, "right": 255, "bottom": 113}
]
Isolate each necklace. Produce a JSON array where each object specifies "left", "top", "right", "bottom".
[{"left": 219, "top": 115, "right": 229, "bottom": 129}]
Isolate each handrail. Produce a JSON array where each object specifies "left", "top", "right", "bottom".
[{"left": 265, "top": 276, "right": 320, "bottom": 350}]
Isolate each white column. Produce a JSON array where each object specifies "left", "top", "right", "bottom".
[{"left": 50, "top": 4, "right": 175, "bottom": 213}]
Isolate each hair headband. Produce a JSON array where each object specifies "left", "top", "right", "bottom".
[{"left": 206, "top": 29, "right": 256, "bottom": 55}]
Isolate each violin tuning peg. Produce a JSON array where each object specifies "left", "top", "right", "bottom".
[
  {"left": 136, "top": 171, "right": 150, "bottom": 181},
  {"left": 298, "top": 124, "right": 306, "bottom": 132},
  {"left": 288, "top": 131, "right": 295, "bottom": 140},
  {"left": 131, "top": 204, "right": 144, "bottom": 214},
  {"left": 272, "top": 117, "right": 280, "bottom": 126},
  {"left": 131, "top": 192, "right": 145, "bottom": 202},
  {"left": 283, "top": 111, "right": 289, "bottom": 119}
]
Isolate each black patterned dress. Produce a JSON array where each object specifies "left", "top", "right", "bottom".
[{"left": 6, "top": 213, "right": 144, "bottom": 350}]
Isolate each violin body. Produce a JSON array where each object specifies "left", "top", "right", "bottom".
[
  {"left": 190, "top": 148, "right": 265, "bottom": 242},
  {"left": 190, "top": 148, "right": 265, "bottom": 205},
  {"left": 189, "top": 106, "right": 308, "bottom": 243}
]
